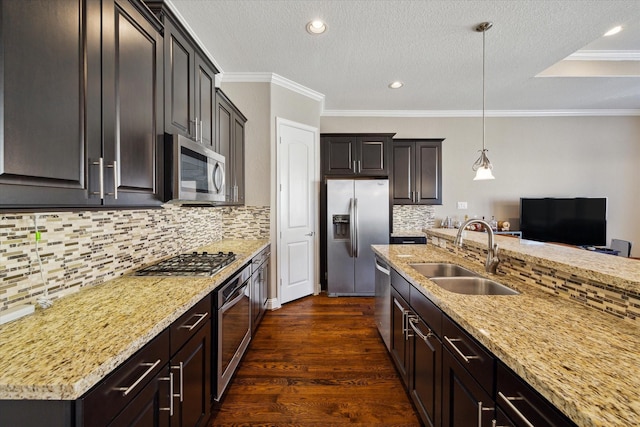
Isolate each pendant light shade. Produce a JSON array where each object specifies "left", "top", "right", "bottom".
[{"left": 472, "top": 22, "right": 495, "bottom": 181}]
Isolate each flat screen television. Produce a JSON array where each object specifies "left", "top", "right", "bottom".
[{"left": 519, "top": 197, "right": 607, "bottom": 246}]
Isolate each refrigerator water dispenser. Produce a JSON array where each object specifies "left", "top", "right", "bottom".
[{"left": 332, "top": 214, "right": 350, "bottom": 239}]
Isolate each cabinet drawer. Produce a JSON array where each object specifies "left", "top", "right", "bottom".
[
  {"left": 390, "top": 268, "right": 411, "bottom": 303},
  {"left": 497, "top": 362, "right": 577, "bottom": 427},
  {"left": 170, "top": 294, "right": 212, "bottom": 355},
  {"left": 409, "top": 286, "right": 442, "bottom": 337},
  {"left": 80, "top": 328, "right": 170, "bottom": 427},
  {"left": 442, "top": 314, "right": 495, "bottom": 395},
  {"left": 390, "top": 236, "right": 427, "bottom": 244}
]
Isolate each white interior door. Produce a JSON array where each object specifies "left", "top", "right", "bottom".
[{"left": 277, "top": 119, "right": 318, "bottom": 304}]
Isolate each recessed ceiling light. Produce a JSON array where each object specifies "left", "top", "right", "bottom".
[
  {"left": 388, "top": 81, "right": 404, "bottom": 89},
  {"left": 604, "top": 25, "right": 622, "bottom": 36},
  {"left": 306, "top": 20, "right": 326, "bottom": 35}
]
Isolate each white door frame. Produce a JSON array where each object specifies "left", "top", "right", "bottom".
[{"left": 275, "top": 117, "right": 320, "bottom": 307}]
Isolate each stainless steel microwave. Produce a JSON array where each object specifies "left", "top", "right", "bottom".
[{"left": 164, "top": 134, "right": 225, "bottom": 204}]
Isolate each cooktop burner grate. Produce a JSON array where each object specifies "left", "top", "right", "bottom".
[{"left": 135, "top": 251, "right": 236, "bottom": 276}]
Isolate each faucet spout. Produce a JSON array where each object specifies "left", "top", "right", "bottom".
[{"left": 455, "top": 219, "right": 500, "bottom": 274}]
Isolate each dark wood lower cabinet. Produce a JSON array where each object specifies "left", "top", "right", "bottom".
[
  {"left": 171, "top": 320, "right": 211, "bottom": 427},
  {"left": 108, "top": 367, "right": 170, "bottom": 427},
  {"left": 408, "top": 315, "right": 442, "bottom": 427},
  {"left": 442, "top": 347, "right": 495, "bottom": 427},
  {"left": 390, "top": 287, "right": 410, "bottom": 388}
]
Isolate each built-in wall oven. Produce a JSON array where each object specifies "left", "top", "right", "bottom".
[{"left": 214, "top": 263, "right": 252, "bottom": 400}]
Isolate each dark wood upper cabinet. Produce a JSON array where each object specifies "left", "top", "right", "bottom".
[
  {"left": 146, "top": 1, "right": 219, "bottom": 147},
  {"left": 392, "top": 139, "right": 443, "bottom": 205},
  {"left": 102, "top": 0, "right": 164, "bottom": 206},
  {"left": 195, "top": 56, "right": 216, "bottom": 149},
  {"left": 0, "top": 0, "right": 163, "bottom": 208},
  {"left": 215, "top": 89, "right": 246, "bottom": 205},
  {"left": 321, "top": 134, "right": 393, "bottom": 176},
  {"left": 0, "top": 0, "right": 102, "bottom": 207}
]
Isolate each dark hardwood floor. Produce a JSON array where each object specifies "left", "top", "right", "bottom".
[{"left": 209, "top": 294, "right": 421, "bottom": 427}]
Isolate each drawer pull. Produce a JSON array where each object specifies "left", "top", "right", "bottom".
[
  {"left": 444, "top": 336, "right": 480, "bottom": 363},
  {"left": 115, "top": 359, "right": 161, "bottom": 396},
  {"left": 498, "top": 391, "right": 534, "bottom": 427},
  {"left": 179, "top": 312, "right": 208, "bottom": 331},
  {"left": 409, "top": 316, "right": 433, "bottom": 342}
]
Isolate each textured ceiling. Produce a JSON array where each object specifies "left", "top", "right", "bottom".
[{"left": 168, "top": 0, "right": 640, "bottom": 113}]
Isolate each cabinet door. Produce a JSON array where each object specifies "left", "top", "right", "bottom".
[
  {"left": 415, "top": 140, "right": 442, "bottom": 205},
  {"left": 442, "top": 348, "right": 495, "bottom": 427},
  {"left": 232, "top": 113, "right": 245, "bottom": 204},
  {"left": 323, "top": 136, "right": 356, "bottom": 175},
  {"left": 195, "top": 56, "right": 215, "bottom": 149},
  {"left": 171, "top": 320, "right": 211, "bottom": 427},
  {"left": 102, "top": 0, "right": 163, "bottom": 206},
  {"left": 164, "top": 19, "right": 194, "bottom": 138},
  {"left": 392, "top": 141, "right": 415, "bottom": 204},
  {"left": 357, "top": 136, "right": 388, "bottom": 175},
  {"left": 408, "top": 316, "right": 442, "bottom": 427},
  {"left": 108, "top": 366, "right": 171, "bottom": 427},
  {"left": 0, "top": 0, "right": 102, "bottom": 207},
  {"left": 215, "top": 92, "right": 233, "bottom": 201},
  {"left": 390, "top": 287, "right": 410, "bottom": 388}
]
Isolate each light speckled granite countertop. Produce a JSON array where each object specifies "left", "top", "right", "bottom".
[
  {"left": 373, "top": 240, "right": 640, "bottom": 427},
  {"left": 0, "top": 239, "right": 268, "bottom": 400}
]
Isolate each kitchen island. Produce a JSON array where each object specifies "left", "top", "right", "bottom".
[
  {"left": 373, "top": 229, "right": 640, "bottom": 427},
  {"left": 0, "top": 239, "right": 268, "bottom": 402}
]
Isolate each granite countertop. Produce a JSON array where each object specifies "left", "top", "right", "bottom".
[
  {"left": 373, "top": 242, "right": 640, "bottom": 427},
  {"left": 427, "top": 228, "right": 640, "bottom": 292},
  {"left": 0, "top": 239, "right": 268, "bottom": 401}
]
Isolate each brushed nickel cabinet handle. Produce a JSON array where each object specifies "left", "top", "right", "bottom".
[
  {"left": 171, "top": 362, "right": 184, "bottom": 402},
  {"left": 408, "top": 316, "right": 433, "bottom": 342},
  {"left": 159, "top": 372, "right": 174, "bottom": 416},
  {"left": 477, "top": 401, "right": 495, "bottom": 427},
  {"left": 444, "top": 336, "right": 480, "bottom": 363},
  {"left": 497, "top": 391, "right": 534, "bottom": 427},
  {"left": 179, "top": 312, "right": 208, "bottom": 331},
  {"left": 91, "top": 158, "right": 104, "bottom": 199},
  {"left": 106, "top": 161, "right": 118, "bottom": 199},
  {"left": 115, "top": 359, "right": 161, "bottom": 396}
]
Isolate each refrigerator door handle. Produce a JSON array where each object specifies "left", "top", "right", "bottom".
[
  {"left": 348, "top": 198, "right": 355, "bottom": 257},
  {"left": 354, "top": 198, "right": 359, "bottom": 257}
]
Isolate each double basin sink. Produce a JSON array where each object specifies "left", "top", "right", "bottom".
[{"left": 409, "top": 263, "right": 519, "bottom": 295}]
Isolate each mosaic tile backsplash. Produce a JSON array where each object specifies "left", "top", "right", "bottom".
[
  {"left": 392, "top": 205, "right": 436, "bottom": 231},
  {"left": 0, "top": 205, "right": 270, "bottom": 312},
  {"left": 429, "top": 235, "right": 640, "bottom": 323}
]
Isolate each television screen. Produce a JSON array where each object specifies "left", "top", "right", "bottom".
[{"left": 519, "top": 198, "right": 607, "bottom": 246}]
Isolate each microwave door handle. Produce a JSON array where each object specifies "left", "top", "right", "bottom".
[{"left": 213, "top": 162, "right": 224, "bottom": 194}]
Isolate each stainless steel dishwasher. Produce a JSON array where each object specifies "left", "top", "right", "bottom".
[{"left": 374, "top": 255, "right": 391, "bottom": 351}]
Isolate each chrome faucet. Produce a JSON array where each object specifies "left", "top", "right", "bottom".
[{"left": 454, "top": 219, "right": 500, "bottom": 274}]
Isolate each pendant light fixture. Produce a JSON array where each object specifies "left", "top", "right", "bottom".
[{"left": 472, "top": 21, "right": 495, "bottom": 180}]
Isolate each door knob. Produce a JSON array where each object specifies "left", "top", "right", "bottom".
[{"left": 305, "top": 232, "right": 314, "bottom": 236}]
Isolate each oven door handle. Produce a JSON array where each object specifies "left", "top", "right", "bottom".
[{"left": 222, "top": 283, "right": 249, "bottom": 308}]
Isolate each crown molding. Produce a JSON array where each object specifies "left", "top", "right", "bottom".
[
  {"left": 321, "top": 109, "right": 640, "bottom": 118},
  {"left": 164, "top": 0, "right": 223, "bottom": 72},
  {"left": 566, "top": 50, "right": 640, "bottom": 61},
  {"left": 219, "top": 72, "right": 326, "bottom": 107}
]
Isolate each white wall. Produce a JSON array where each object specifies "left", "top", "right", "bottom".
[
  {"left": 321, "top": 115, "right": 640, "bottom": 257},
  {"left": 218, "top": 82, "right": 271, "bottom": 206}
]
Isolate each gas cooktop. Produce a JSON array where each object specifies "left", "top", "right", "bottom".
[{"left": 135, "top": 251, "right": 236, "bottom": 277}]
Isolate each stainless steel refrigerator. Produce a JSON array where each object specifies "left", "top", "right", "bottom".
[{"left": 327, "top": 179, "right": 389, "bottom": 296}]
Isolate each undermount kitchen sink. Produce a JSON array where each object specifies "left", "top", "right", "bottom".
[
  {"left": 409, "top": 263, "right": 519, "bottom": 295},
  {"left": 409, "top": 263, "right": 480, "bottom": 278},
  {"left": 430, "top": 277, "right": 519, "bottom": 296}
]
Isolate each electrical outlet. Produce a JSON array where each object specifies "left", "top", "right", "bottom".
[{"left": 457, "top": 201, "right": 468, "bottom": 209}]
